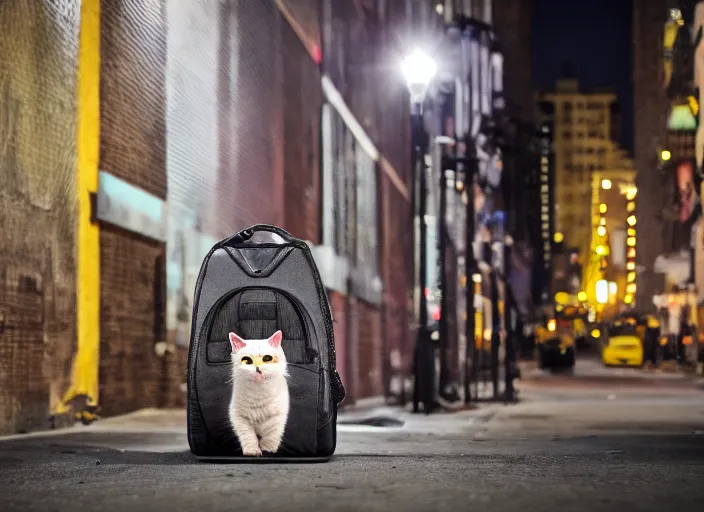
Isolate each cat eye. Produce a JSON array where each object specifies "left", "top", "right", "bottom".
[
  {"left": 240, "top": 356, "right": 253, "bottom": 365},
  {"left": 262, "top": 355, "right": 273, "bottom": 362}
]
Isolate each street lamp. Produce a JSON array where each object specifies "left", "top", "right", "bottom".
[
  {"left": 402, "top": 49, "right": 437, "bottom": 110},
  {"left": 403, "top": 49, "right": 437, "bottom": 414}
]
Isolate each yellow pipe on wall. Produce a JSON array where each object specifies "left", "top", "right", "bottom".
[{"left": 58, "top": 0, "right": 101, "bottom": 415}]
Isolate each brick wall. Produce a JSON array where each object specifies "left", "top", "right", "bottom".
[
  {"left": 379, "top": 175, "right": 413, "bottom": 399},
  {"left": 98, "top": 0, "right": 182, "bottom": 417},
  {"left": 98, "top": 228, "right": 165, "bottom": 416},
  {"left": 0, "top": 0, "right": 79, "bottom": 434},
  {"left": 355, "top": 300, "right": 383, "bottom": 400},
  {"left": 216, "top": 0, "right": 284, "bottom": 231},
  {"left": 282, "top": 18, "right": 322, "bottom": 244}
]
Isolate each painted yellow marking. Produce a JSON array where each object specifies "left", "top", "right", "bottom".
[{"left": 58, "top": 0, "right": 101, "bottom": 415}]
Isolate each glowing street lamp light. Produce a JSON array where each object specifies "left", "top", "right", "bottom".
[
  {"left": 601, "top": 179, "right": 612, "bottom": 190},
  {"left": 401, "top": 49, "right": 437, "bottom": 104}
]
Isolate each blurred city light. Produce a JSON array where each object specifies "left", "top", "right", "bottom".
[
  {"left": 626, "top": 187, "right": 637, "bottom": 200},
  {"left": 609, "top": 281, "right": 617, "bottom": 295},
  {"left": 472, "top": 273, "right": 482, "bottom": 283},
  {"left": 591, "top": 328, "right": 601, "bottom": 338},
  {"left": 577, "top": 291, "right": 588, "bottom": 302},
  {"left": 601, "top": 179, "right": 612, "bottom": 190},
  {"left": 627, "top": 215, "right": 637, "bottom": 226},
  {"left": 661, "top": 149, "right": 672, "bottom": 161},
  {"left": 624, "top": 294, "right": 634, "bottom": 304},
  {"left": 553, "top": 231, "right": 564, "bottom": 243},
  {"left": 547, "top": 319, "right": 556, "bottom": 332},
  {"left": 627, "top": 236, "right": 636, "bottom": 246},
  {"left": 596, "top": 245, "right": 606, "bottom": 255},
  {"left": 599, "top": 203, "right": 607, "bottom": 214},
  {"left": 597, "top": 226, "right": 606, "bottom": 236},
  {"left": 596, "top": 280, "right": 609, "bottom": 304}
]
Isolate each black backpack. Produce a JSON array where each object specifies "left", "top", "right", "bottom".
[{"left": 187, "top": 225, "right": 346, "bottom": 460}]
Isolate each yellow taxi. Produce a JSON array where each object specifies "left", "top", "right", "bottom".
[{"left": 602, "top": 320, "right": 644, "bottom": 367}]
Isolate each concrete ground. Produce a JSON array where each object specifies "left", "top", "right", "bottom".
[{"left": 1, "top": 359, "right": 703, "bottom": 512}]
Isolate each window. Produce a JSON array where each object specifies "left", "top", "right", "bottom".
[
  {"left": 355, "top": 145, "right": 378, "bottom": 275},
  {"left": 321, "top": 103, "right": 348, "bottom": 255},
  {"left": 320, "top": 100, "right": 380, "bottom": 303}
]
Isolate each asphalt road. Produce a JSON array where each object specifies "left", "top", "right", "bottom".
[{"left": 1, "top": 363, "right": 703, "bottom": 512}]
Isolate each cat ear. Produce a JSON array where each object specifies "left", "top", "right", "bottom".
[
  {"left": 268, "top": 330, "right": 283, "bottom": 348},
  {"left": 229, "top": 332, "right": 246, "bottom": 352}
]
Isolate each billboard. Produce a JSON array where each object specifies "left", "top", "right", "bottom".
[{"left": 675, "top": 159, "right": 701, "bottom": 224}]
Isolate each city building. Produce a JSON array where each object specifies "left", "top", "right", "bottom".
[
  {"left": 535, "top": 101, "right": 556, "bottom": 310},
  {"left": 539, "top": 80, "right": 617, "bottom": 268},
  {"left": 584, "top": 144, "right": 637, "bottom": 313},
  {"left": 633, "top": 0, "right": 671, "bottom": 310},
  {"left": 633, "top": 1, "right": 700, "bottom": 351},
  {"left": 538, "top": 81, "right": 625, "bottom": 314}
]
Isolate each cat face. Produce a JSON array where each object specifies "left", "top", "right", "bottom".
[{"left": 229, "top": 330, "right": 288, "bottom": 381}]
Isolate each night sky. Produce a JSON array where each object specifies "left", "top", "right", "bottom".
[{"left": 532, "top": 0, "right": 634, "bottom": 153}]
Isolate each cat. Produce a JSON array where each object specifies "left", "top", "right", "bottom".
[{"left": 228, "top": 330, "right": 290, "bottom": 456}]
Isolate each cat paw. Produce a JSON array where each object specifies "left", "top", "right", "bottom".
[
  {"left": 259, "top": 438, "right": 281, "bottom": 454},
  {"left": 242, "top": 447, "right": 262, "bottom": 457}
]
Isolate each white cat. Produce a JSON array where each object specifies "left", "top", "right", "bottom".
[{"left": 228, "top": 330, "right": 290, "bottom": 456}]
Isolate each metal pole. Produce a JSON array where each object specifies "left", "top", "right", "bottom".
[
  {"left": 411, "top": 103, "right": 434, "bottom": 414},
  {"left": 463, "top": 156, "right": 477, "bottom": 404},
  {"left": 438, "top": 158, "right": 450, "bottom": 399},
  {"left": 504, "top": 242, "right": 516, "bottom": 401},
  {"left": 490, "top": 266, "right": 500, "bottom": 399}
]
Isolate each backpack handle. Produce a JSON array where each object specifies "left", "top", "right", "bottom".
[{"left": 217, "top": 224, "right": 295, "bottom": 247}]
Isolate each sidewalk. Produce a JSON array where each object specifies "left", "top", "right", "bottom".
[{"left": 0, "top": 400, "right": 501, "bottom": 448}]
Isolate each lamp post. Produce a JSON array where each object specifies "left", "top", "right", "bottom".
[{"left": 402, "top": 49, "right": 437, "bottom": 414}]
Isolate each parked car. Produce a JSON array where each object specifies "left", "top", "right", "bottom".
[
  {"left": 601, "top": 320, "right": 644, "bottom": 367},
  {"left": 536, "top": 318, "right": 576, "bottom": 370}
]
